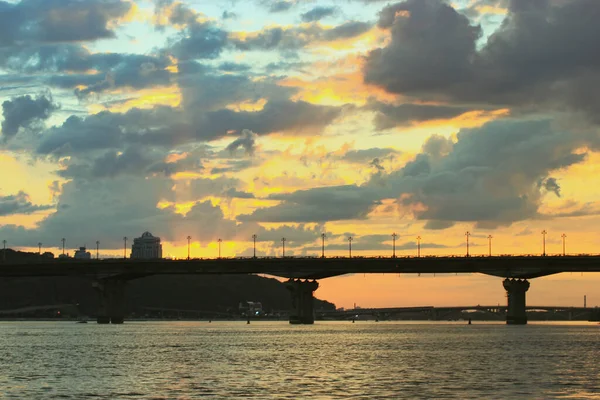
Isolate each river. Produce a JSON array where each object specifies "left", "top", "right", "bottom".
[{"left": 0, "top": 321, "right": 598, "bottom": 399}]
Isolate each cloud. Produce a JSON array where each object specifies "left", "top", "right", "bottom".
[
  {"left": 301, "top": 6, "right": 337, "bottom": 22},
  {"left": 225, "top": 129, "right": 258, "bottom": 156},
  {"left": 0, "top": 0, "right": 133, "bottom": 46},
  {"left": 268, "top": 1, "right": 295, "bottom": 13},
  {"left": 365, "top": 0, "right": 480, "bottom": 96},
  {"left": 238, "top": 184, "right": 382, "bottom": 223},
  {"left": 238, "top": 118, "right": 596, "bottom": 227},
  {"left": 230, "top": 21, "right": 372, "bottom": 51},
  {"left": 1, "top": 93, "right": 58, "bottom": 137},
  {"left": 540, "top": 177, "right": 561, "bottom": 197},
  {"left": 0, "top": 191, "right": 53, "bottom": 216},
  {"left": 367, "top": 100, "right": 475, "bottom": 129},
  {"left": 364, "top": 0, "right": 600, "bottom": 124},
  {"left": 342, "top": 148, "right": 401, "bottom": 164}
]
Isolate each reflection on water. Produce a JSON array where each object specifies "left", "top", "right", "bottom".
[{"left": 0, "top": 321, "right": 599, "bottom": 399}]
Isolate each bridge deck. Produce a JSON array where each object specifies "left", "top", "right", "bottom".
[{"left": 1, "top": 255, "right": 600, "bottom": 279}]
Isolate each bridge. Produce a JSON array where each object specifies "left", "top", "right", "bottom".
[
  {"left": 322, "top": 305, "right": 600, "bottom": 322},
  {"left": 2, "top": 254, "right": 600, "bottom": 325}
]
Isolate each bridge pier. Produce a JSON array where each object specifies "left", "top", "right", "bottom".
[
  {"left": 286, "top": 279, "right": 319, "bottom": 324},
  {"left": 93, "top": 279, "right": 126, "bottom": 324},
  {"left": 503, "top": 278, "right": 530, "bottom": 325}
]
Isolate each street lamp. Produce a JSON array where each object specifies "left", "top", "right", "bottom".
[
  {"left": 542, "top": 230, "right": 547, "bottom": 256},
  {"left": 348, "top": 236, "right": 353, "bottom": 258},
  {"left": 38, "top": 242, "right": 42, "bottom": 255},
  {"left": 61, "top": 238, "right": 65, "bottom": 256},
  {"left": 392, "top": 233, "right": 398, "bottom": 258},
  {"left": 96, "top": 241, "right": 99, "bottom": 260},
  {"left": 321, "top": 233, "right": 326, "bottom": 258},
  {"left": 465, "top": 231, "right": 471, "bottom": 257},
  {"left": 123, "top": 236, "right": 127, "bottom": 259},
  {"left": 252, "top": 234, "right": 257, "bottom": 258},
  {"left": 561, "top": 233, "right": 567, "bottom": 256},
  {"left": 488, "top": 235, "right": 493, "bottom": 257},
  {"left": 281, "top": 237, "right": 286, "bottom": 258},
  {"left": 187, "top": 236, "right": 191, "bottom": 260},
  {"left": 417, "top": 236, "right": 421, "bottom": 258},
  {"left": 217, "top": 238, "right": 222, "bottom": 259}
]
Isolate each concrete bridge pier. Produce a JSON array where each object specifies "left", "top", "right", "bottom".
[
  {"left": 93, "top": 279, "right": 126, "bottom": 324},
  {"left": 503, "top": 278, "right": 530, "bottom": 325},
  {"left": 286, "top": 279, "right": 319, "bottom": 324}
]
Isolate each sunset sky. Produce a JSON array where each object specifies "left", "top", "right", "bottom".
[{"left": 1, "top": 0, "right": 600, "bottom": 309}]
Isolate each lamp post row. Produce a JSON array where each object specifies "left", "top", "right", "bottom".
[{"left": 0, "top": 230, "right": 571, "bottom": 260}]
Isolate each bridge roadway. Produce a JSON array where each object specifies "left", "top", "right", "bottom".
[
  {"left": 322, "top": 305, "right": 599, "bottom": 321},
  {"left": 2, "top": 255, "right": 600, "bottom": 325},
  {"left": 2, "top": 254, "right": 600, "bottom": 279}
]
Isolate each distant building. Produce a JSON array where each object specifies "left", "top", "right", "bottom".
[
  {"left": 131, "top": 231, "right": 162, "bottom": 259},
  {"left": 74, "top": 247, "right": 91, "bottom": 260},
  {"left": 239, "top": 301, "right": 263, "bottom": 316}
]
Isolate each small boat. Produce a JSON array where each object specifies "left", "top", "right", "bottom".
[{"left": 76, "top": 320, "right": 88, "bottom": 324}]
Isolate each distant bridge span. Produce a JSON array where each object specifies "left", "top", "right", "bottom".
[{"left": 1, "top": 255, "right": 600, "bottom": 325}]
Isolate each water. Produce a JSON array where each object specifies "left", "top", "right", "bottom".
[{"left": 0, "top": 321, "right": 599, "bottom": 399}]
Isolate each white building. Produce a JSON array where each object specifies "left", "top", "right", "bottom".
[
  {"left": 74, "top": 247, "right": 91, "bottom": 260},
  {"left": 131, "top": 231, "right": 162, "bottom": 259}
]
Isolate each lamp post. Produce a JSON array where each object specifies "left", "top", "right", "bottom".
[
  {"left": 417, "top": 236, "right": 421, "bottom": 258},
  {"left": 281, "top": 237, "right": 286, "bottom": 258},
  {"left": 38, "top": 242, "right": 42, "bottom": 255},
  {"left": 96, "top": 241, "right": 99, "bottom": 260},
  {"left": 488, "top": 235, "right": 493, "bottom": 257},
  {"left": 321, "top": 233, "right": 326, "bottom": 258},
  {"left": 392, "top": 233, "right": 398, "bottom": 258},
  {"left": 542, "top": 230, "right": 547, "bottom": 256},
  {"left": 217, "top": 238, "right": 222, "bottom": 259},
  {"left": 252, "top": 234, "right": 257, "bottom": 258},
  {"left": 123, "top": 236, "right": 127, "bottom": 259},
  {"left": 561, "top": 233, "right": 566, "bottom": 256},
  {"left": 465, "top": 231, "right": 471, "bottom": 257},
  {"left": 2, "top": 240, "right": 6, "bottom": 262},
  {"left": 348, "top": 236, "right": 353, "bottom": 258},
  {"left": 187, "top": 236, "right": 191, "bottom": 260},
  {"left": 61, "top": 238, "right": 65, "bottom": 256}
]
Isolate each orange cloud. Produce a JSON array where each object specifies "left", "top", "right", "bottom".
[
  {"left": 226, "top": 98, "right": 267, "bottom": 112},
  {"left": 278, "top": 55, "right": 397, "bottom": 106},
  {"left": 88, "top": 85, "right": 182, "bottom": 114}
]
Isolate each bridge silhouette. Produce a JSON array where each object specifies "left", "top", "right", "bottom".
[
  {"left": 321, "top": 305, "right": 600, "bottom": 322},
  {"left": 1, "top": 254, "right": 600, "bottom": 325}
]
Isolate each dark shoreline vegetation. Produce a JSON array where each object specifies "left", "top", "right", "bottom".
[{"left": 0, "top": 249, "right": 335, "bottom": 319}]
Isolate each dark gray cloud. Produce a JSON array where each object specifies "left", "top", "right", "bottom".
[
  {"left": 0, "top": 44, "right": 174, "bottom": 97},
  {"left": 342, "top": 148, "right": 401, "bottom": 164},
  {"left": 218, "top": 62, "right": 251, "bottom": 72},
  {"left": 238, "top": 118, "right": 597, "bottom": 227},
  {"left": 365, "top": 0, "right": 480, "bottom": 96},
  {"left": 238, "top": 184, "right": 382, "bottom": 223},
  {"left": 225, "top": 129, "right": 258, "bottom": 155},
  {"left": 169, "top": 22, "right": 228, "bottom": 60},
  {"left": 368, "top": 100, "right": 475, "bottom": 129},
  {"left": 364, "top": 0, "right": 600, "bottom": 123},
  {"left": 0, "top": 0, "right": 132, "bottom": 46},
  {"left": 56, "top": 147, "right": 200, "bottom": 180},
  {"left": 0, "top": 191, "right": 53, "bottom": 216},
  {"left": 269, "top": 1, "right": 294, "bottom": 13},
  {"left": 1, "top": 93, "right": 58, "bottom": 137},
  {"left": 230, "top": 21, "right": 372, "bottom": 51},
  {"left": 541, "top": 177, "right": 561, "bottom": 197},
  {"left": 301, "top": 6, "right": 337, "bottom": 22}
]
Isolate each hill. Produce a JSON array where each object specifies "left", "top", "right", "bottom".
[{"left": 0, "top": 249, "right": 336, "bottom": 318}]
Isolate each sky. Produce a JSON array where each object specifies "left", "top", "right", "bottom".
[{"left": 1, "top": 0, "right": 600, "bottom": 309}]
